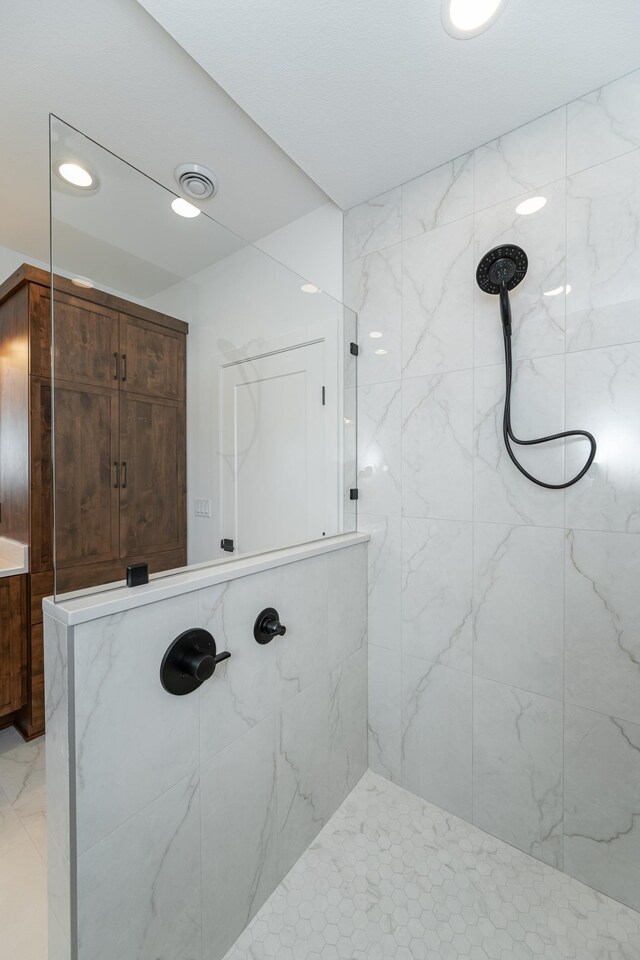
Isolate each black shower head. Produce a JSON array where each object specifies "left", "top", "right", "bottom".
[{"left": 476, "top": 245, "right": 528, "bottom": 295}]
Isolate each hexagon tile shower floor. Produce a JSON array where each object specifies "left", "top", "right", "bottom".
[{"left": 223, "top": 771, "right": 640, "bottom": 960}]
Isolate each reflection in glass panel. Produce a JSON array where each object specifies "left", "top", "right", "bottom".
[{"left": 49, "top": 116, "right": 357, "bottom": 599}]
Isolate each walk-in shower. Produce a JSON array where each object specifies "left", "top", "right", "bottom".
[{"left": 476, "top": 244, "right": 597, "bottom": 489}]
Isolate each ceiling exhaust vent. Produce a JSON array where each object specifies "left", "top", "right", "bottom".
[{"left": 174, "top": 163, "right": 218, "bottom": 200}]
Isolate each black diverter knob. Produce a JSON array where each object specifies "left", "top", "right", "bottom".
[
  {"left": 254, "top": 608, "right": 287, "bottom": 644},
  {"left": 178, "top": 649, "right": 216, "bottom": 683},
  {"left": 161, "top": 628, "right": 230, "bottom": 695}
]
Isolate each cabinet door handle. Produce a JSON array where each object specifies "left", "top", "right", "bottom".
[
  {"left": 121, "top": 354, "right": 127, "bottom": 382},
  {"left": 113, "top": 352, "right": 120, "bottom": 380},
  {"left": 121, "top": 461, "right": 127, "bottom": 488},
  {"left": 113, "top": 461, "right": 120, "bottom": 488}
]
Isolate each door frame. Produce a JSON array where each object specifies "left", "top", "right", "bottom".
[{"left": 218, "top": 327, "right": 341, "bottom": 555}]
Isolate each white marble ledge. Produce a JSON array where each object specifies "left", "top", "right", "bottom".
[
  {"left": 42, "top": 533, "right": 370, "bottom": 627},
  {"left": 0, "top": 536, "right": 28, "bottom": 577}
]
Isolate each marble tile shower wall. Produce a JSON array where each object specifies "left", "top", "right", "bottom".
[
  {"left": 345, "top": 68, "right": 640, "bottom": 913},
  {"left": 47, "top": 544, "right": 367, "bottom": 960}
]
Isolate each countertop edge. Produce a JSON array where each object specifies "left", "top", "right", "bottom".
[{"left": 42, "top": 532, "right": 369, "bottom": 627}]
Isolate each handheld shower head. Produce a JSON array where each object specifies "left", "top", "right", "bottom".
[
  {"left": 474, "top": 242, "right": 596, "bottom": 490},
  {"left": 476, "top": 244, "right": 528, "bottom": 334},
  {"left": 476, "top": 244, "right": 528, "bottom": 294}
]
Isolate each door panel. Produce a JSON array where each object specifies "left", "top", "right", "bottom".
[
  {"left": 120, "top": 396, "right": 186, "bottom": 558},
  {"left": 119, "top": 314, "right": 185, "bottom": 400},
  {"left": 53, "top": 382, "right": 120, "bottom": 568},
  {"left": 30, "top": 284, "right": 120, "bottom": 386},
  {"left": 220, "top": 340, "right": 326, "bottom": 555},
  {"left": 0, "top": 576, "right": 27, "bottom": 717},
  {"left": 29, "top": 379, "right": 54, "bottom": 573}
]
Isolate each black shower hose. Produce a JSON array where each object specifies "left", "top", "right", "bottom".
[{"left": 501, "top": 324, "right": 597, "bottom": 489}]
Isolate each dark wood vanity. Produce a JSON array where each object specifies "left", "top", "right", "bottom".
[{"left": 0, "top": 264, "right": 188, "bottom": 738}]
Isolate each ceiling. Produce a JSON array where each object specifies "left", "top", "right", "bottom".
[
  {"left": 51, "top": 117, "right": 247, "bottom": 299},
  {"left": 0, "top": 0, "right": 327, "bottom": 266},
  {"left": 136, "top": 0, "right": 640, "bottom": 209}
]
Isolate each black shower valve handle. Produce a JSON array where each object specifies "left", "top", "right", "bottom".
[
  {"left": 160, "top": 628, "right": 230, "bottom": 696},
  {"left": 254, "top": 608, "right": 287, "bottom": 644}
]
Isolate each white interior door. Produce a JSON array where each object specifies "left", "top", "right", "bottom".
[{"left": 220, "top": 339, "right": 328, "bottom": 555}]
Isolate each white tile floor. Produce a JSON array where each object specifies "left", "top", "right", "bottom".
[
  {"left": 0, "top": 726, "right": 47, "bottom": 960},
  {"left": 224, "top": 771, "right": 640, "bottom": 960},
  {"left": 1, "top": 739, "right": 639, "bottom": 960}
]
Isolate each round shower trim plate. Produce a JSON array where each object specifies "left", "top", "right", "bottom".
[{"left": 174, "top": 162, "right": 219, "bottom": 201}]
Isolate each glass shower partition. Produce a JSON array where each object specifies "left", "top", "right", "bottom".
[{"left": 48, "top": 115, "right": 357, "bottom": 600}]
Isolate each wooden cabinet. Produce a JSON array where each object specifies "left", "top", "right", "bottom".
[
  {"left": 30, "top": 284, "right": 120, "bottom": 387},
  {"left": 120, "top": 396, "right": 186, "bottom": 559},
  {"left": 54, "top": 382, "right": 121, "bottom": 570},
  {"left": 119, "top": 314, "right": 186, "bottom": 400},
  {"left": 0, "top": 576, "right": 27, "bottom": 719},
  {"left": 0, "top": 264, "right": 188, "bottom": 739}
]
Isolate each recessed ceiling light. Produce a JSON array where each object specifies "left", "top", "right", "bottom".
[
  {"left": 515, "top": 196, "right": 547, "bottom": 216},
  {"left": 369, "top": 331, "right": 383, "bottom": 339},
  {"left": 71, "top": 276, "right": 94, "bottom": 289},
  {"left": 443, "top": 0, "right": 507, "bottom": 38},
  {"left": 57, "top": 162, "right": 94, "bottom": 188},
  {"left": 374, "top": 348, "right": 388, "bottom": 356},
  {"left": 300, "top": 283, "right": 320, "bottom": 294},
  {"left": 171, "top": 197, "right": 201, "bottom": 218}
]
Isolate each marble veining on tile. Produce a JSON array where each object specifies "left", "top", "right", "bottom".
[
  {"left": 474, "top": 107, "right": 566, "bottom": 211},
  {"left": 358, "top": 515, "right": 401, "bottom": 652},
  {"left": 402, "top": 152, "right": 474, "bottom": 241},
  {"left": 565, "top": 344, "right": 640, "bottom": 533},
  {"left": 401, "top": 517, "right": 472, "bottom": 673},
  {"left": 566, "top": 149, "right": 640, "bottom": 353},
  {"left": 223, "top": 770, "right": 640, "bottom": 960},
  {"left": 402, "top": 369, "right": 473, "bottom": 522},
  {"left": 402, "top": 217, "right": 474, "bottom": 378},
  {"left": 368, "top": 644, "right": 401, "bottom": 783},
  {"left": 0, "top": 729, "right": 48, "bottom": 960},
  {"left": 401, "top": 657, "right": 473, "bottom": 821},
  {"left": 567, "top": 68, "right": 640, "bottom": 174},
  {"left": 564, "top": 705, "right": 640, "bottom": 913},
  {"left": 344, "top": 66, "right": 640, "bottom": 918},
  {"left": 344, "top": 246, "right": 401, "bottom": 386},
  {"left": 77, "top": 771, "right": 202, "bottom": 960},
  {"left": 344, "top": 188, "right": 402, "bottom": 263},
  {"left": 357, "top": 381, "right": 402, "bottom": 517},
  {"left": 565, "top": 529, "right": 640, "bottom": 725},
  {"left": 473, "top": 678, "right": 564, "bottom": 869},
  {"left": 473, "top": 523, "right": 564, "bottom": 699}
]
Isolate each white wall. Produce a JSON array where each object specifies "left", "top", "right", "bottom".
[
  {"left": 45, "top": 538, "right": 367, "bottom": 960},
  {"left": 0, "top": 243, "right": 48, "bottom": 279},
  {"left": 346, "top": 67, "right": 640, "bottom": 912},
  {"left": 255, "top": 201, "right": 343, "bottom": 301},
  {"left": 147, "top": 202, "right": 348, "bottom": 564}
]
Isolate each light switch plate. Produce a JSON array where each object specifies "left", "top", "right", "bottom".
[{"left": 194, "top": 498, "right": 211, "bottom": 518}]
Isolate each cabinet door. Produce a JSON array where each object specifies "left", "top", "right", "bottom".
[
  {"left": 52, "top": 382, "right": 120, "bottom": 570},
  {"left": 0, "top": 576, "right": 27, "bottom": 718},
  {"left": 119, "top": 396, "right": 186, "bottom": 559},
  {"left": 30, "top": 284, "right": 120, "bottom": 387},
  {"left": 119, "top": 314, "right": 186, "bottom": 401}
]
